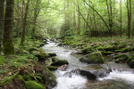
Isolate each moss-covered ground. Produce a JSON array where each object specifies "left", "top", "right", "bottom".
[{"left": 0, "top": 37, "right": 55, "bottom": 89}]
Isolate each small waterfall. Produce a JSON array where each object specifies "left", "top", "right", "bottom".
[
  {"left": 99, "top": 69, "right": 134, "bottom": 84},
  {"left": 53, "top": 70, "right": 87, "bottom": 89}
]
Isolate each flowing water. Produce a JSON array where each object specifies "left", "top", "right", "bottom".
[{"left": 42, "top": 40, "right": 134, "bottom": 89}]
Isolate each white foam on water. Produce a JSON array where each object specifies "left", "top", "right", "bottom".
[
  {"left": 99, "top": 70, "right": 134, "bottom": 84},
  {"left": 53, "top": 75, "right": 87, "bottom": 89}
]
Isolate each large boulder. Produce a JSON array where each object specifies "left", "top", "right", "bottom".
[
  {"left": 81, "top": 47, "right": 92, "bottom": 54},
  {"left": 29, "top": 47, "right": 48, "bottom": 61},
  {"left": 79, "top": 51, "right": 104, "bottom": 64},
  {"left": 64, "top": 69, "right": 96, "bottom": 80},
  {"left": 34, "top": 65, "right": 57, "bottom": 88},
  {"left": 79, "top": 69, "right": 96, "bottom": 80}
]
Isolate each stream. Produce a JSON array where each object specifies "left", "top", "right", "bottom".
[{"left": 42, "top": 40, "right": 134, "bottom": 89}]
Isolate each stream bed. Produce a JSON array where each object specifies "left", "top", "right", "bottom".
[{"left": 42, "top": 40, "right": 134, "bottom": 89}]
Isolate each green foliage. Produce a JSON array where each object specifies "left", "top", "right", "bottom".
[
  {"left": 6, "top": 55, "right": 30, "bottom": 69},
  {"left": 0, "top": 55, "right": 5, "bottom": 65}
]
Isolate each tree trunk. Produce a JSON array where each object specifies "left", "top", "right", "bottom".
[
  {"left": 0, "top": 0, "right": 4, "bottom": 55},
  {"left": 31, "top": 0, "right": 40, "bottom": 39},
  {"left": 120, "top": 0, "right": 122, "bottom": 37},
  {"left": 17, "top": 1, "right": 20, "bottom": 37},
  {"left": 127, "top": 0, "right": 131, "bottom": 39},
  {"left": 77, "top": 0, "right": 80, "bottom": 35},
  {"left": 83, "top": 0, "right": 109, "bottom": 31},
  {"left": 20, "top": 0, "right": 30, "bottom": 45},
  {"left": 106, "top": 0, "right": 113, "bottom": 37},
  {"left": 3, "top": 0, "right": 14, "bottom": 55}
]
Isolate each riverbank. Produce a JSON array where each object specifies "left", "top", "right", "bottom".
[
  {"left": 57, "top": 36, "right": 134, "bottom": 68},
  {"left": 0, "top": 38, "right": 57, "bottom": 89}
]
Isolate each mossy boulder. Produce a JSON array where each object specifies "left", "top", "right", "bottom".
[
  {"left": 81, "top": 47, "right": 92, "bottom": 54},
  {"left": 29, "top": 48, "right": 48, "bottom": 61},
  {"left": 96, "top": 46, "right": 104, "bottom": 51},
  {"left": 51, "top": 60, "right": 69, "bottom": 66},
  {"left": 32, "top": 51, "right": 46, "bottom": 61},
  {"left": 25, "top": 81, "right": 46, "bottom": 89},
  {"left": 34, "top": 65, "right": 57, "bottom": 88},
  {"left": 127, "top": 57, "right": 134, "bottom": 68},
  {"left": 118, "top": 43, "right": 126, "bottom": 49},
  {"left": 102, "top": 51, "right": 113, "bottom": 55},
  {"left": 58, "top": 43, "right": 63, "bottom": 46},
  {"left": 114, "top": 59, "right": 120, "bottom": 63},
  {"left": 52, "top": 57, "right": 59, "bottom": 62},
  {"left": 40, "top": 42, "right": 45, "bottom": 47},
  {"left": 103, "top": 45, "right": 118, "bottom": 51},
  {"left": 129, "top": 60, "right": 134, "bottom": 68},
  {"left": 47, "top": 66, "right": 57, "bottom": 70},
  {"left": 79, "top": 51, "right": 104, "bottom": 64},
  {"left": 114, "top": 54, "right": 129, "bottom": 62},
  {"left": 48, "top": 53, "right": 57, "bottom": 57}
]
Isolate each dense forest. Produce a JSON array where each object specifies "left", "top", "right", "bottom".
[{"left": 0, "top": 0, "right": 134, "bottom": 89}]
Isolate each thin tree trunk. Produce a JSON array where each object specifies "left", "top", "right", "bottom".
[
  {"left": 77, "top": 0, "right": 80, "bottom": 35},
  {"left": 20, "top": 0, "right": 30, "bottom": 45},
  {"left": 0, "top": 0, "right": 4, "bottom": 55},
  {"left": 17, "top": 1, "right": 20, "bottom": 37},
  {"left": 31, "top": 0, "right": 40, "bottom": 39},
  {"left": 83, "top": 0, "right": 110, "bottom": 31},
  {"left": 3, "top": 0, "right": 14, "bottom": 55},
  {"left": 120, "top": 0, "right": 122, "bottom": 37},
  {"left": 106, "top": 0, "right": 113, "bottom": 37},
  {"left": 127, "top": 0, "right": 131, "bottom": 39}
]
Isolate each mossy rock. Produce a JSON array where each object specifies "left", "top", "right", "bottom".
[
  {"left": 40, "top": 42, "right": 45, "bottom": 47},
  {"left": 121, "top": 46, "right": 130, "bottom": 52},
  {"left": 32, "top": 51, "right": 46, "bottom": 61},
  {"left": 58, "top": 43, "right": 63, "bottom": 46},
  {"left": 129, "top": 60, "right": 134, "bottom": 68},
  {"left": 118, "top": 43, "right": 126, "bottom": 49},
  {"left": 114, "top": 54, "right": 129, "bottom": 62},
  {"left": 29, "top": 47, "right": 38, "bottom": 53},
  {"left": 79, "top": 51, "right": 104, "bottom": 64},
  {"left": 96, "top": 46, "right": 104, "bottom": 50},
  {"left": 114, "top": 59, "right": 120, "bottom": 63},
  {"left": 115, "top": 49, "right": 123, "bottom": 52},
  {"left": 52, "top": 57, "right": 59, "bottom": 62},
  {"left": 42, "top": 65, "right": 57, "bottom": 87},
  {"left": 25, "top": 81, "right": 46, "bottom": 89},
  {"left": 51, "top": 60, "right": 69, "bottom": 66},
  {"left": 82, "top": 47, "right": 92, "bottom": 54},
  {"left": 103, "top": 45, "right": 118, "bottom": 51},
  {"left": 48, "top": 53, "right": 57, "bottom": 57},
  {"left": 127, "top": 57, "right": 133, "bottom": 64},
  {"left": 47, "top": 66, "right": 57, "bottom": 70},
  {"left": 33, "top": 65, "right": 57, "bottom": 88},
  {"left": 102, "top": 51, "right": 113, "bottom": 55}
]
